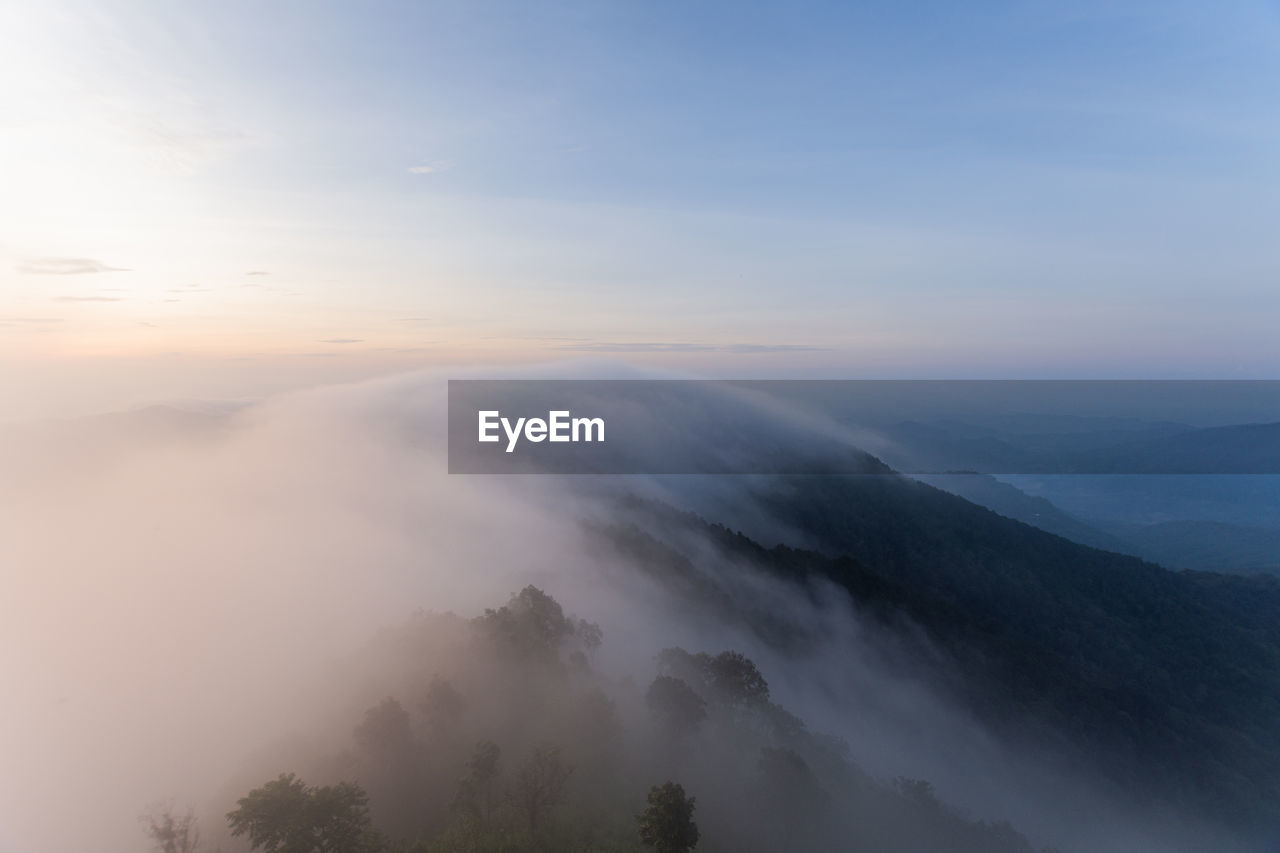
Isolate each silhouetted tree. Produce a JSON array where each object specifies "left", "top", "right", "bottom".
[
  {"left": 763, "top": 702, "right": 806, "bottom": 741},
  {"left": 452, "top": 740, "right": 502, "bottom": 825},
  {"left": 576, "top": 618, "right": 604, "bottom": 659},
  {"left": 646, "top": 676, "right": 707, "bottom": 741},
  {"left": 893, "top": 777, "right": 940, "bottom": 812},
  {"left": 751, "top": 748, "right": 829, "bottom": 851},
  {"left": 476, "top": 586, "right": 574, "bottom": 662},
  {"left": 141, "top": 804, "right": 200, "bottom": 853},
  {"left": 656, "top": 648, "right": 769, "bottom": 708},
  {"left": 353, "top": 696, "right": 426, "bottom": 839},
  {"left": 513, "top": 744, "right": 573, "bottom": 833},
  {"left": 574, "top": 687, "right": 624, "bottom": 764},
  {"left": 354, "top": 697, "right": 414, "bottom": 757},
  {"left": 226, "top": 773, "right": 384, "bottom": 853},
  {"left": 421, "top": 675, "right": 465, "bottom": 740},
  {"left": 705, "top": 651, "right": 769, "bottom": 707},
  {"left": 637, "top": 781, "right": 699, "bottom": 853}
]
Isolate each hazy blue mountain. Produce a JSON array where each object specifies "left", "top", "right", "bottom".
[
  {"left": 1084, "top": 422, "right": 1280, "bottom": 473},
  {"left": 1097, "top": 519, "right": 1280, "bottom": 575},
  {"left": 863, "top": 417, "right": 1280, "bottom": 474},
  {"left": 604, "top": 470, "right": 1280, "bottom": 830},
  {"left": 911, "top": 472, "right": 1129, "bottom": 552},
  {"left": 869, "top": 417, "right": 1195, "bottom": 473},
  {"left": 914, "top": 473, "right": 1280, "bottom": 576},
  {"left": 1003, "top": 474, "right": 1280, "bottom": 529}
]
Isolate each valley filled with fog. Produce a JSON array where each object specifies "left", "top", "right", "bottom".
[{"left": 2, "top": 371, "right": 1277, "bottom": 853}]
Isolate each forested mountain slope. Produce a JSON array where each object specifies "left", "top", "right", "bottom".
[{"left": 599, "top": 475, "right": 1280, "bottom": 828}]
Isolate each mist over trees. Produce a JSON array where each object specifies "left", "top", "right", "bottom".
[
  {"left": 637, "top": 782, "right": 698, "bottom": 853},
  {"left": 226, "top": 774, "right": 384, "bottom": 853},
  {"left": 602, "top": 480, "right": 1280, "bottom": 833},
  {"left": 152, "top": 586, "right": 1051, "bottom": 853},
  {"left": 13, "top": 380, "right": 1270, "bottom": 853},
  {"left": 141, "top": 805, "right": 201, "bottom": 853}
]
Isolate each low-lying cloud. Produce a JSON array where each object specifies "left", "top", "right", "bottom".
[
  {"left": 555, "top": 341, "right": 826, "bottom": 353},
  {"left": 0, "top": 369, "right": 1248, "bottom": 853},
  {"left": 17, "top": 257, "right": 130, "bottom": 275}
]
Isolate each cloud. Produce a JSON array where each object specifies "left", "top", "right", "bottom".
[
  {"left": 0, "top": 368, "right": 1240, "bottom": 853},
  {"left": 53, "top": 296, "right": 125, "bottom": 303},
  {"left": 518, "top": 336, "right": 592, "bottom": 342},
  {"left": 554, "top": 341, "right": 826, "bottom": 353},
  {"left": 0, "top": 317, "right": 64, "bottom": 330},
  {"left": 556, "top": 342, "right": 716, "bottom": 353},
  {"left": 723, "top": 343, "right": 827, "bottom": 353},
  {"left": 245, "top": 271, "right": 270, "bottom": 277},
  {"left": 407, "top": 160, "right": 454, "bottom": 175},
  {"left": 319, "top": 338, "right": 363, "bottom": 344},
  {"left": 17, "top": 258, "right": 130, "bottom": 275}
]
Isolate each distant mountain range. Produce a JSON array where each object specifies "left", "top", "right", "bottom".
[
  {"left": 869, "top": 418, "right": 1280, "bottom": 474},
  {"left": 917, "top": 473, "right": 1280, "bottom": 576}
]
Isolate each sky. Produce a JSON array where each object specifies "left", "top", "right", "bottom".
[{"left": 2, "top": 0, "right": 1280, "bottom": 419}]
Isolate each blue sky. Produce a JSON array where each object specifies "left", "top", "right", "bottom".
[
  {"left": 169, "top": 1, "right": 1280, "bottom": 206},
  {"left": 2, "top": 1, "right": 1279, "bottom": 416}
]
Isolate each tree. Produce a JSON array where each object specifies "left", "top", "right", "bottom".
[
  {"left": 576, "top": 618, "right": 604, "bottom": 659},
  {"left": 226, "top": 773, "right": 384, "bottom": 853},
  {"left": 512, "top": 743, "right": 573, "bottom": 833},
  {"left": 476, "top": 586, "right": 575, "bottom": 662},
  {"left": 656, "top": 648, "right": 769, "bottom": 708},
  {"left": 645, "top": 676, "right": 707, "bottom": 741},
  {"left": 141, "top": 804, "right": 200, "bottom": 853},
  {"left": 574, "top": 687, "right": 624, "bottom": 770},
  {"left": 752, "top": 748, "right": 829, "bottom": 848},
  {"left": 421, "top": 675, "right": 465, "bottom": 739},
  {"left": 892, "top": 777, "right": 940, "bottom": 812},
  {"left": 705, "top": 651, "right": 769, "bottom": 708},
  {"left": 353, "top": 696, "right": 426, "bottom": 839},
  {"left": 637, "top": 781, "right": 699, "bottom": 853},
  {"left": 353, "top": 697, "right": 414, "bottom": 757},
  {"left": 452, "top": 740, "right": 502, "bottom": 824}
]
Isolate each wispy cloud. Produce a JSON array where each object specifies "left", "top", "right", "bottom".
[
  {"left": 511, "top": 335, "right": 593, "bottom": 342},
  {"left": 319, "top": 338, "right": 362, "bottom": 344},
  {"left": 53, "top": 296, "right": 125, "bottom": 303},
  {"left": 17, "top": 258, "right": 130, "bottom": 275},
  {"left": 554, "top": 341, "right": 826, "bottom": 353},
  {"left": 408, "top": 160, "right": 454, "bottom": 175},
  {"left": 0, "top": 317, "right": 63, "bottom": 330},
  {"left": 723, "top": 343, "right": 827, "bottom": 353},
  {"left": 245, "top": 270, "right": 270, "bottom": 276}
]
